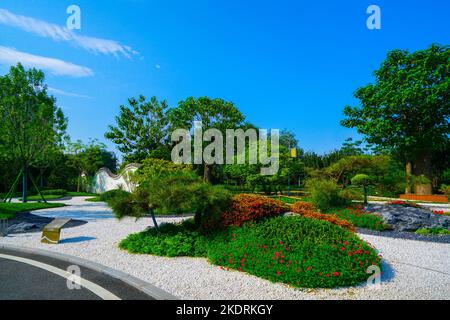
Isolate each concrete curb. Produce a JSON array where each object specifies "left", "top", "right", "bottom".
[{"left": 0, "top": 243, "right": 178, "bottom": 300}]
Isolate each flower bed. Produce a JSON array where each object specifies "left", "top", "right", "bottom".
[
  {"left": 219, "top": 194, "right": 289, "bottom": 228},
  {"left": 328, "top": 206, "right": 388, "bottom": 231},
  {"left": 120, "top": 216, "right": 381, "bottom": 289},
  {"left": 291, "top": 202, "right": 356, "bottom": 232}
]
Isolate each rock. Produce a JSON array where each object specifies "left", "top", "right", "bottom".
[
  {"left": 7, "top": 222, "right": 40, "bottom": 233},
  {"left": 366, "top": 204, "right": 450, "bottom": 232},
  {"left": 283, "top": 212, "right": 300, "bottom": 217}
]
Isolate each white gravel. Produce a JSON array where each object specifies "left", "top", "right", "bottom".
[{"left": 1, "top": 197, "right": 449, "bottom": 300}]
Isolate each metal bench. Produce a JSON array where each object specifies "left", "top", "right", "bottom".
[{"left": 41, "top": 218, "right": 71, "bottom": 244}]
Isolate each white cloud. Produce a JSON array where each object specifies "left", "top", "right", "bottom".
[
  {"left": 155, "top": 64, "right": 161, "bottom": 69},
  {"left": 48, "top": 87, "right": 92, "bottom": 99},
  {"left": 0, "top": 8, "right": 139, "bottom": 58},
  {"left": 0, "top": 46, "right": 94, "bottom": 77}
]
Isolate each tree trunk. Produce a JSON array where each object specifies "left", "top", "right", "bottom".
[
  {"left": 413, "top": 150, "right": 433, "bottom": 195},
  {"left": 203, "top": 164, "right": 212, "bottom": 183},
  {"left": 22, "top": 164, "right": 28, "bottom": 203},
  {"left": 363, "top": 185, "right": 368, "bottom": 206},
  {"left": 40, "top": 168, "right": 45, "bottom": 188},
  {"left": 405, "top": 161, "right": 412, "bottom": 194},
  {"left": 194, "top": 212, "right": 202, "bottom": 228}
]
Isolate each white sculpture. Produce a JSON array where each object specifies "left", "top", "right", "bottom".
[{"left": 91, "top": 163, "right": 141, "bottom": 194}]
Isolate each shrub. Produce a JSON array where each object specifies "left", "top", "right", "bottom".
[
  {"left": 305, "top": 179, "right": 349, "bottom": 211},
  {"left": 40, "top": 189, "right": 67, "bottom": 196},
  {"left": 440, "top": 184, "right": 450, "bottom": 195},
  {"left": 120, "top": 220, "right": 207, "bottom": 257},
  {"left": 216, "top": 194, "right": 289, "bottom": 229},
  {"left": 340, "top": 187, "right": 363, "bottom": 201},
  {"left": 108, "top": 171, "right": 232, "bottom": 229},
  {"left": 100, "top": 189, "right": 131, "bottom": 203},
  {"left": 291, "top": 202, "right": 355, "bottom": 232},
  {"left": 291, "top": 201, "right": 316, "bottom": 215},
  {"left": 330, "top": 206, "right": 388, "bottom": 231},
  {"left": 416, "top": 227, "right": 450, "bottom": 236},
  {"left": 120, "top": 217, "right": 382, "bottom": 288}
]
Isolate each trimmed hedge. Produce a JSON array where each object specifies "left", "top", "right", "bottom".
[{"left": 40, "top": 189, "right": 67, "bottom": 196}]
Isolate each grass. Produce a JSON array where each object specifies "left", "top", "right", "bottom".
[
  {"left": 85, "top": 196, "right": 102, "bottom": 202},
  {"left": 19, "top": 194, "right": 64, "bottom": 201},
  {"left": 271, "top": 195, "right": 312, "bottom": 205},
  {"left": 0, "top": 202, "right": 65, "bottom": 220},
  {"left": 119, "top": 217, "right": 381, "bottom": 289},
  {"left": 67, "top": 191, "right": 98, "bottom": 197}
]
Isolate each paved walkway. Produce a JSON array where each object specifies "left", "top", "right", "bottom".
[{"left": 0, "top": 247, "right": 153, "bottom": 300}]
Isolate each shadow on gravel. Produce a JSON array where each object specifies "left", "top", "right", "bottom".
[
  {"left": 60, "top": 236, "right": 96, "bottom": 244},
  {"left": 380, "top": 261, "right": 396, "bottom": 283}
]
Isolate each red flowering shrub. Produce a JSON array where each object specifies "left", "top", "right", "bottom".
[
  {"left": 220, "top": 194, "right": 289, "bottom": 228},
  {"left": 291, "top": 201, "right": 316, "bottom": 215},
  {"left": 291, "top": 201, "right": 356, "bottom": 232}
]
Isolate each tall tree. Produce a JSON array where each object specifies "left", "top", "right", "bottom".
[
  {"left": 67, "top": 139, "right": 117, "bottom": 192},
  {"left": 0, "top": 64, "right": 67, "bottom": 202},
  {"left": 341, "top": 44, "right": 450, "bottom": 195},
  {"left": 170, "top": 97, "right": 246, "bottom": 183},
  {"left": 105, "top": 96, "right": 171, "bottom": 163}
]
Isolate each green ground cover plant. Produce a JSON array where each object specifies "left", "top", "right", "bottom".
[
  {"left": 0, "top": 202, "right": 65, "bottom": 219},
  {"left": 120, "top": 216, "right": 381, "bottom": 288},
  {"left": 327, "top": 206, "right": 388, "bottom": 231},
  {"left": 416, "top": 227, "right": 450, "bottom": 236}
]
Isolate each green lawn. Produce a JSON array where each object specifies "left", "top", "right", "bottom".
[
  {"left": 0, "top": 202, "right": 65, "bottom": 220},
  {"left": 85, "top": 196, "right": 102, "bottom": 202},
  {"left": 67, "top": 191, "right": 98, "bottom": 197},
  {"left": 19, "top": 194, "right": 64, "bottom": 201}
]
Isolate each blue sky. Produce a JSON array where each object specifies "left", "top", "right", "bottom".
[{"left": 0, "top": 0, "right": 449, "bottom": 159}]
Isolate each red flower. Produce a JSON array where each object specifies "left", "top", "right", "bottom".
[
  {"left": 333, "top": 272, "right": 340, "bottom": 277},
  {"left": 307, "top": 266, "right": 312, "bottom": 271},
  {"left": 340, "top": 247, "right": 345, "bottom": 251},
  {"left": 326, "top": 273, "right": 330, "bottom": 277},
  {"left": 229, "top": 259, "right": 233, "bottom": 264},
  {"left": 279, "top": 240, "right": 284, "bottom": 245},
  {"left": 276, "top": 271, "right": 281, "bottom": 276}
]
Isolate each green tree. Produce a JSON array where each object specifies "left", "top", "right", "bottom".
[
  {"left": 341, "top": 44, "right": 450, "bottom": 195},
  {"left": 67, "top": 139, "right": 117, "bottom": 192},
  {"left": 170, "top": 97, "right": 246, "bottom": 183},
  {"left": 0, "top": 64, "right": 67, "bottom": 202},
  {"left": 105, "top": 96, "right": 171, "bottom": 163},
  {"left": 351, "top": 174, "right": 374, "bottom": 205}
]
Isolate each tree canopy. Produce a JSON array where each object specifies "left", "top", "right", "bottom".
[
  {"left": 105, "top": 96, "right": 172, "bottom": 163},
  {"left": 341, "top": 44, "right": 450, "bottom": 194},
  {"left": 0, "top": 64, "right": 67, "bottom": 201}
]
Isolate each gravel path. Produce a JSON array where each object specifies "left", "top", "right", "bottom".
[{"left": 1, "top": 197, "right": 449, "bottom": 300}]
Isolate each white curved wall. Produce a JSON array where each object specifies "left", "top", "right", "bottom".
[{"left": 91, "top": 163, "right": 140, "bottom": 194}]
